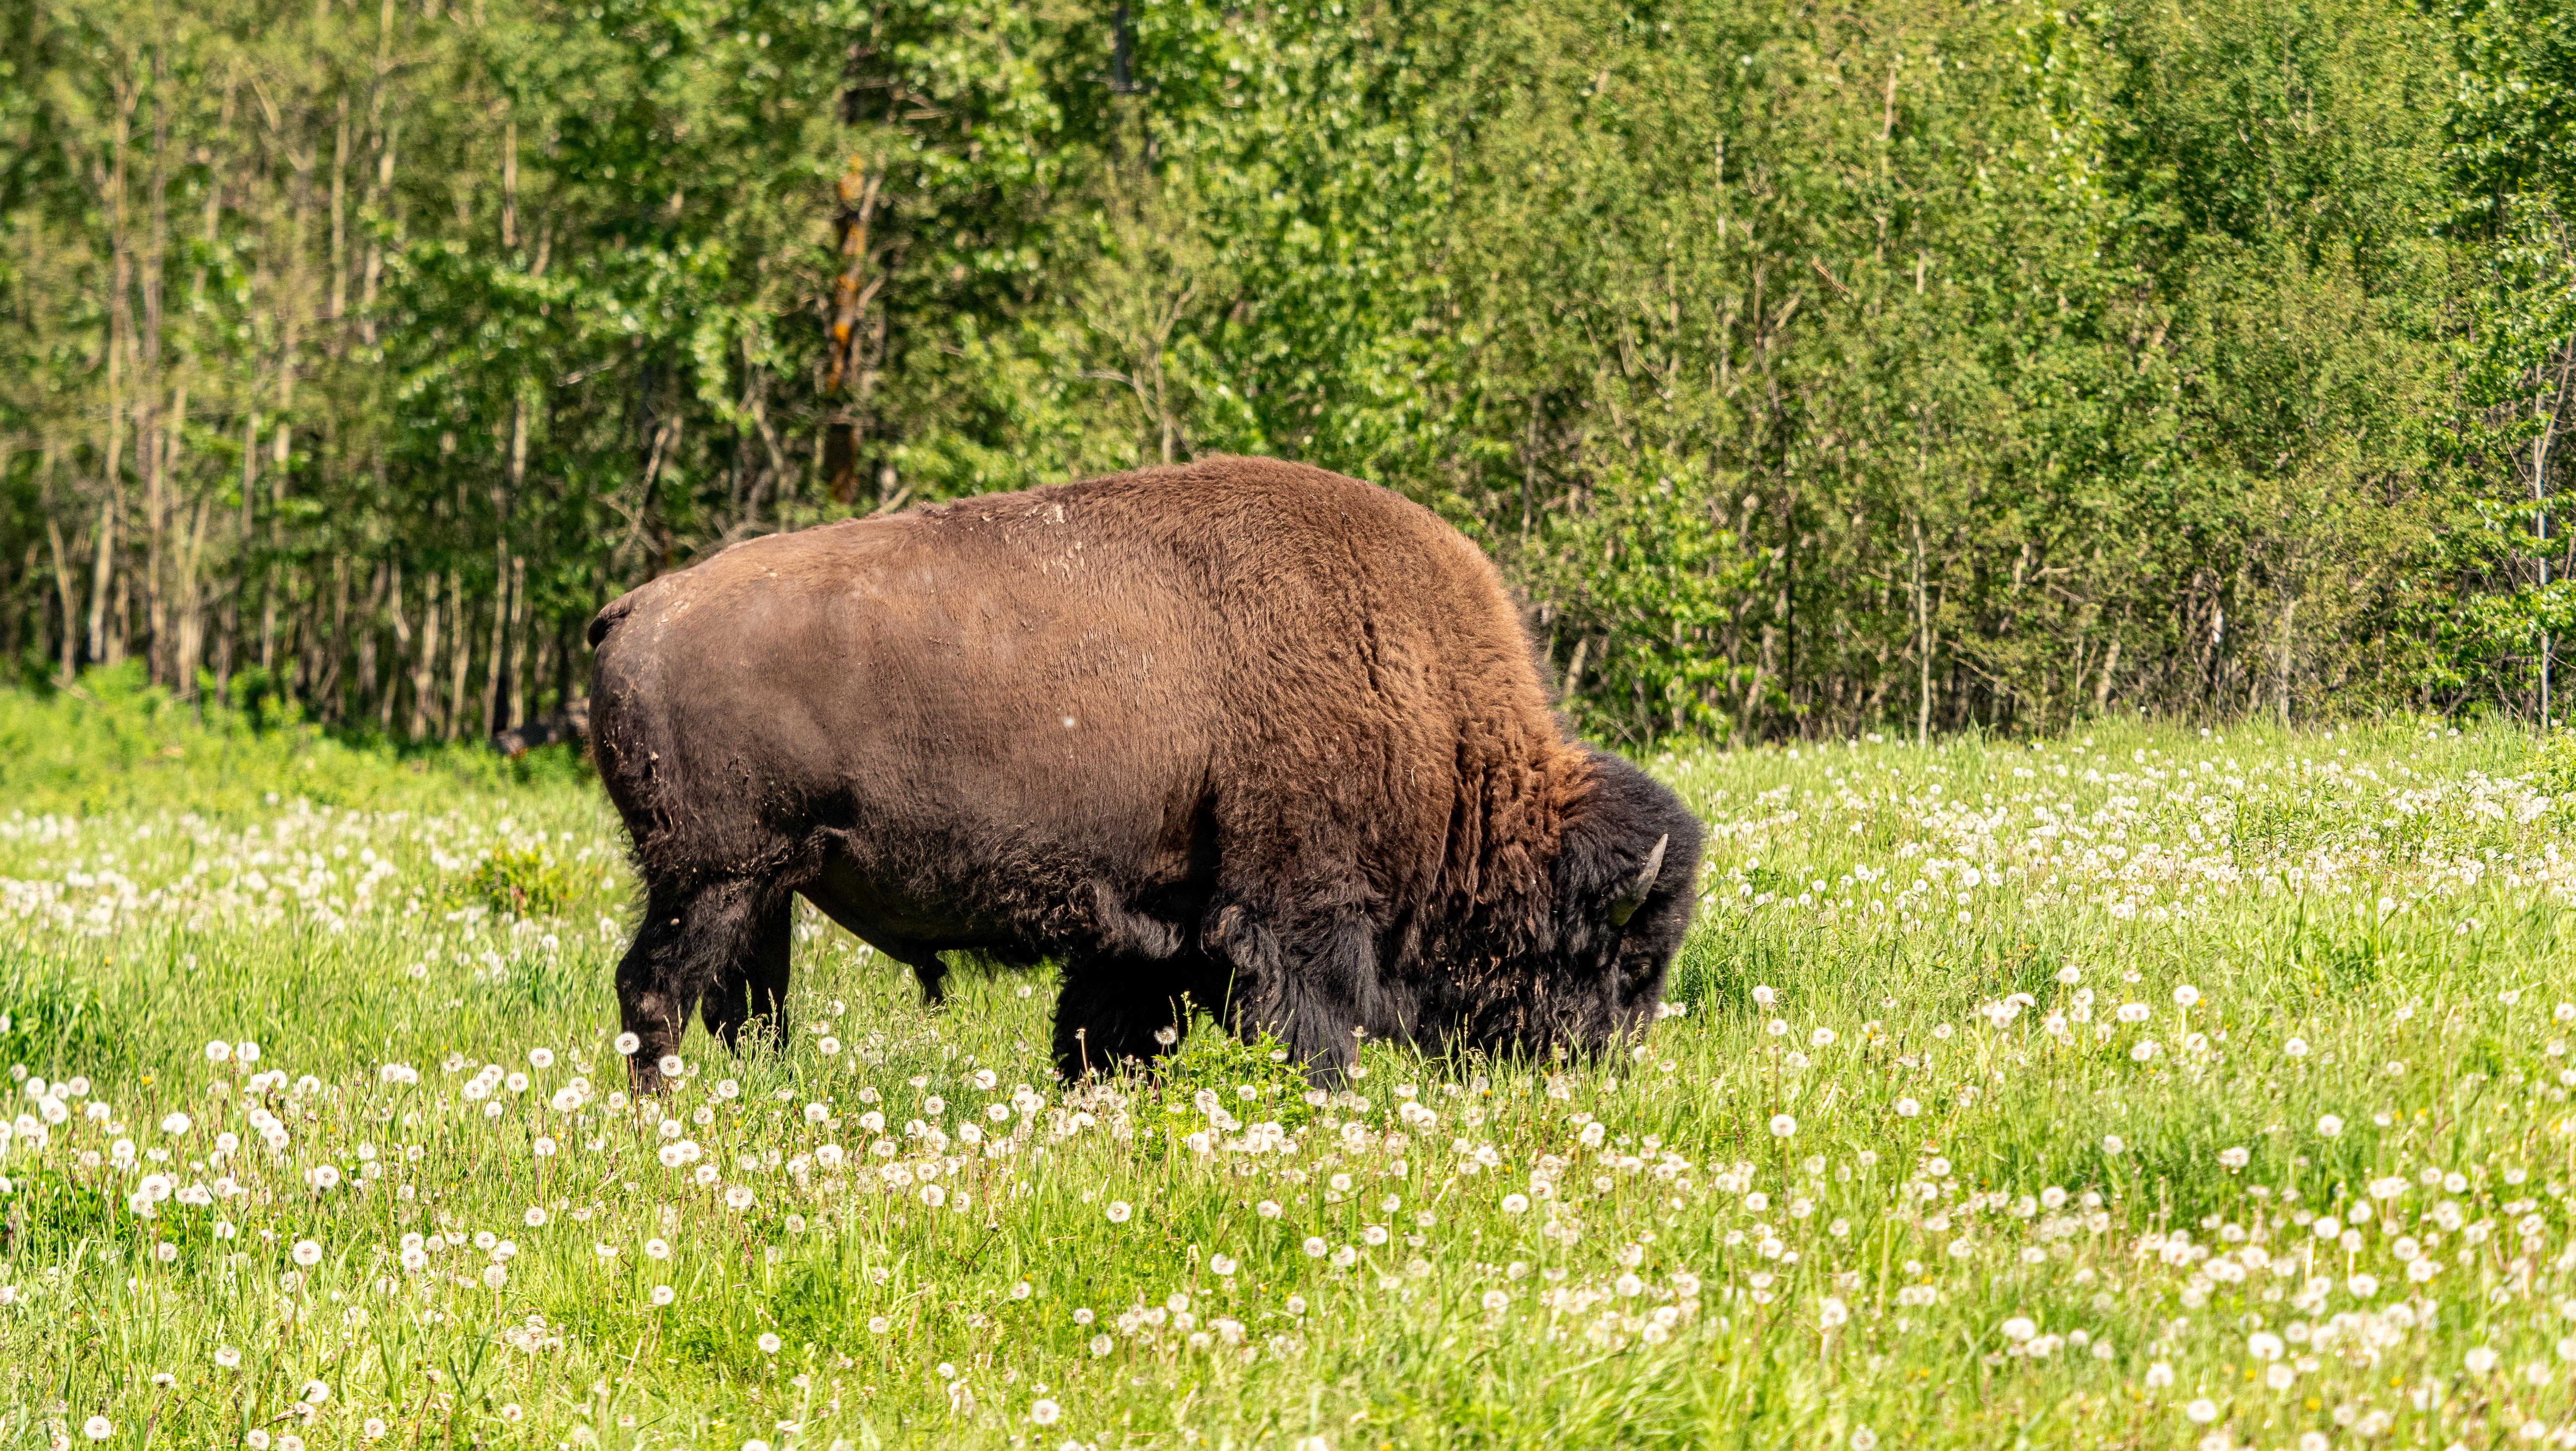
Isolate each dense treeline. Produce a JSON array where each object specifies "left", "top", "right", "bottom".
[{"left": 3, "top": 0, "right": 2575, "bottom": 746}]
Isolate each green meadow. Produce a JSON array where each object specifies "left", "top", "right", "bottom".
[{"left": 3, "top": 687, "right": 2574, "bottom": 1450}]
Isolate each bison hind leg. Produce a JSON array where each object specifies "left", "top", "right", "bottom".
[
  {"left": 617, "top": 875, "right": 791, "bottom": 1093},
  {"left": 700, "top": 885, "right": 793, "bottom": 1055}
]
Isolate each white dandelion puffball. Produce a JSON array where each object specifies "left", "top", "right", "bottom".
[
  {"left": 83, "top": 1418, "right": 112, "bottom": 1441},
  {"left": 758, "top": 1333, "right": 782, "bottom": 1355},
  {"left": 2317, "top": 1114, "right": 2344, "bottom": 1137},
  {"left": 303, "top": 1380, "right": 330, "bottom": 1405},
  {"left": 2000, "top": 1317, "right": 2037, "bottom": 1343},
  {"left": 1895, "top": 1098, "right": 1920, "bottom": 1118},
  {"left": 159, "top": 1113, "right": 191, "bottom": 1136},
  {"left": 524, "top": 1207, "right": 547, "bottom": 1227},
  {"left": 1769, "top": 1114, "right": 1797, "bottom": 1138},
  {"left": 1106, "top": 1201, "right": 1132, "bottom": 1223},
  {"left": 1029, "top": 1400, "right": 1062, "bottom": 1427},
  {"left": 2173, "top": 984, "right": 2200, "bottom": 1008},
  {"left": 1210, "top": 1255, "right": 1237, "bottom": 1276},
  {"left": 2102, "top": 1135, "right": 2126, "bottom": 1154},
  {"left": 205, "top": 1040, "right": 233, "bottom": 1063},
  {"left": 1501, "top": 1194, "right": 1530, "bottom": 1214},
  {"left": 657, "top": 1054, "right": 685, "bottom": 1079},
  {"left": 291, "top": 1239, "right": 322, "bottom": 1267},
  {"left": 1483, "top": 1290, "right": 1511, "bottom": 1312},
  {"left": 615, "top": 1032, "right": 641, "bottom": 1056},
  {"left": 2283, "top": 1037, "right": 2309, "bottom": 1057},
  {"left": 1303, "top": 1236, "right": 1329, "bottom": 1257},
  {"left": 649, "top": 1285, "right": 676, "bottom": 1307},
  {"left": 2183, "top": 1398, "right": 2217, "bottom": 1424}
]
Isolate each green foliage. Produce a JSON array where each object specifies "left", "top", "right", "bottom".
[
  {"left": 1151, "top": 1013, "right": 1317, "bottom": 1141},
  {"left": 2526, "top": 724, "right": 2576, "bottom": 795},
  {"left": 0, "top": 665, "right": 586, "bottom": 817},
  {"left": 3, "top": 0, "right": 2576, "bottom": 752},
  {"left": 457, "top": 843, "right": 587, "bottom": 919},
  {"left": 0, "top": 967, "right": 121, "bottom": 1082}
]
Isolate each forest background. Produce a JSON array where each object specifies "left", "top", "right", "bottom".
[{"left": 8, "top": 0, "right": 2576, "bottom": 750}]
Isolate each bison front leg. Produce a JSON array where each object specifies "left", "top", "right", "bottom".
[
  {"left": 1206, "top": 898, "right": 1376, "bottom": 1083},
  {"left": 616, "top": 877, "right": 783, "bottom": 1093},
  {"left": 1050, "top": 954, "right": 1229, "bottom": 1082}
]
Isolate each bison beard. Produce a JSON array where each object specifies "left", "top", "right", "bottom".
[{"left": 586, "top": 456, "right": 1703, "bottom": 1091}]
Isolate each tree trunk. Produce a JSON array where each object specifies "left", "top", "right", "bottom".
[
  {"left": 1913, "top": 514, "right": 1932, "bottom": 748},
  {"left": 446, "top": 570, "right": 472, "bottom": 740},
  {"left": 822, "top": 165, "right": 884, "bottom": 501}
]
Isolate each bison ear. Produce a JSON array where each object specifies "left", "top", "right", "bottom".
[{"left": 1606, "top": 833, "right": 1668, "bottom": 928}]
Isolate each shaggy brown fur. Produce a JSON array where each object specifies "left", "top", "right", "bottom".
[{"left": 586, "top": 456, "right": 1702, "bottom": 1089}]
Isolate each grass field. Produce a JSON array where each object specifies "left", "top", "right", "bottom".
[{"left": 4, "top": 683, "right": 2576, "bottom": 1450}]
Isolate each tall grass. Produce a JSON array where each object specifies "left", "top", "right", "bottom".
[{"left": 2, "top": 693, "right": 2573, "bottom": 1449}]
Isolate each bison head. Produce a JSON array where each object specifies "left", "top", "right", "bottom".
[{"left": 1497, "top": 749, "right": 1705, "bottom": 1055}]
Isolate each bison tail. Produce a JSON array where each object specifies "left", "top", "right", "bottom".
[{"left": 585, "top": 593, "right": 636, "bottom": 650}]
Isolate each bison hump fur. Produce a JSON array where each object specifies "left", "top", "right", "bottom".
[{"left": 585, "top": 455, "right": 1704, "bottom": 1089}]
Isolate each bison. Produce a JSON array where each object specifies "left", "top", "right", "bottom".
[{"left": 585, "top": 456, "right": 1702, "bottom": 1091}]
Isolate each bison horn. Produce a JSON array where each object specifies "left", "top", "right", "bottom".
[{"left": 1607, "top": 833, "right": 1669, "bottom": 928}]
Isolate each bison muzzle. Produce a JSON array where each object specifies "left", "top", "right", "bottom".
[{"left": 586, "top": 456, "right": 1703, "bottom": 1091}]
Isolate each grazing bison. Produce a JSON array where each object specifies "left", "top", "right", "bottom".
[{"left": 586, "top": 456, "right": 1702, "bottom": 1091}]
